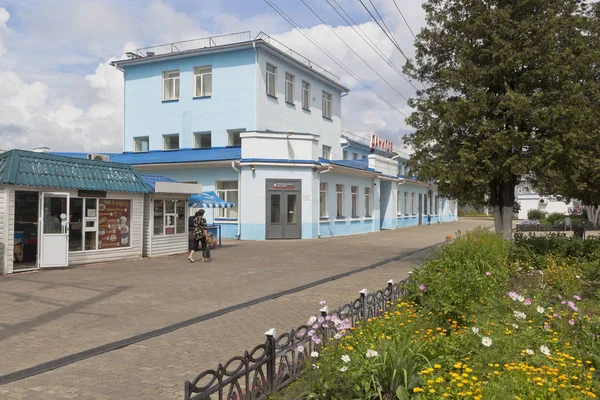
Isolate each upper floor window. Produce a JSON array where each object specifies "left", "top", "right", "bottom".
[
  {"left": 322, "top": 91, "right": 332, "bottom": 119},
  {"left": 352, "top": 153, "right": 358, "bottom": 160},
  {"left": 322, "top": 145, "right": 331, "bottom": 160},
  {"left": 365, "top": 187, "right": 372, "bottom": 217},
  {"left": 362, "top": 155, "right": 367, "bottom": 160},
  {"left": 343, "top": 150, "right": 348, "bottom": 160},
  {"left": 134, "top": 136, "right": 149, "bottom": 152},
  {"left": 163, "top": 70, "right": 180, "bottom": 101},
  {"left": 194, "top": 131, "right": 212, "bottom": 149},
  {"left": 227, "top": 129, "right": 245, "bottom": 146},
  {"left": 194, "top": 66, "right": 212, "bottom": 97},
  {"left": 302, "top": 81, "right": 310, "bottom": 110},
  {"left": 266, "top": 64, "right": 277, "bottom": 97},
  {"left": 285, "top": 72, "right": 295, "bottom": 104},
  {"left": 163, "top": 134, "right": 179, "bottom": 150}
]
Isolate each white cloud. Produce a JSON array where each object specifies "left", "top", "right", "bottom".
[{"left": 0, "top": 7, "right": 10, "bottom": 56}]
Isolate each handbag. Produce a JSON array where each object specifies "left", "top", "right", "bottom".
[{"left": 202, "top": 243, "right": 211, "bottom": 259}]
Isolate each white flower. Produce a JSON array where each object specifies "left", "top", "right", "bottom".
[
  {"left": 297, "top": 345, "right": 305, "bottom": 353},
  {"left": 537, "top": 306, "right": 545, "bottom": 314},
  {"left": 341, "top": 354, "right": 351, "bottom": 363},
  {"left": 472, "top": 327, "right": 480, "bottom": 334},
  {"left": 526, "top": 349, "right": 534, "bottom": 355},
  {"left": 517, "top": 295, "right": 525, "bottom": 303},
  {"left": 312, "top": 363, "right": 319, "bottom": 369},
  {"left": 540, "top": 345, "right": 551, "bottom": 356},
  {"left": 340, "top": 366, "right": 348, "bottom": 372},
  {"left": 481, "top": 337, "right": 493, "bottom": 347},
  {"left": 307, "top": 316, "right": 317, "bottom": 325},
  {"left": 310, "top": 351, "right": 319, "bottom": 358},
  {"left": 333, "top": 333, "right": 341, "bottom": 340},
  {"left": 513, "top": 310, "right": 526, "bottom": 320},
  {"left": 511, "top": 324, "right": 519, "bottom": 329},
  {"left": 366, "top": 349, "right": 379, "bottom": 358}
]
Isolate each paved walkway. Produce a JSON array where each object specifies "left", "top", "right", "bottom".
[{"left": 0, "top": 220, "right": 490, "bottom": 399}]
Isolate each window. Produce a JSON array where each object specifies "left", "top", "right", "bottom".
[
  {"left": 362, "top": 155, "right": 368, "bottom": 160},
  {"left": 302, "top": 81, "right": 310, "bottom": 109},
  {"left": 411, "top": 192, "right": 415, "bottom": 214},
  {"left": 134, "top": 137, "right": 149, "bottom": 152},
  {"left": 194, "top": 131, "right": 212, "bottom": 149},
  {"left": 322, "top": 91, "right": 332, "bottom": 119},
  {"left": 397, "top": 190, "right": 401, "bottom": 214},
  {"left": 163, "top": 134, "right": 179, "bottom": 150},
  {"left": 227, "top": 129, "right": 245, "bottom": 146},
  {"left": 343, "top": 150, "right": 348, "bottom": 160},
  {"left": 153, "top": 199, "right": 186, "bottom": 235},
  {"left": 404, "top": 192, "right": 409, "bottom": 216},
  {"left": 351, "top": 186, "right": 359, "bottom": 217},
  {"left": 319, "top": 182, "right": 328, "bottom": 218},
  {"left": 285, "top": 72, "right": 295, "bottom": 103},
  {"left": 365, "top": 187, "right": 372, "bottom": 217},
  {"left": 194, "top": 66, "right": 212, "bottom": 97},
  {"left": 435, "top": 195, "right": 439, "bottom": 214},
  {"left": 163, "top": 70, "right": 180, "bottom": 101},
  {"left": 69, "top": 198, "right": 131, "bottom": 250},
  {"left": 322, "top": 145, "right": 331, "bottom": 160},
  {"left": 424, "top": 195, "right": 428, "bottom": 215},
  {"left": 266, "top": 64, "right": 277, "bottom": 96},
  {"left": 353, "top": 153, "right": 359, "bottom": 160},
  {"left": 336, "top": 184, "right": 344, "bottom": 218},
  {"left": 216, "top": 181, "right": 238, "bottom": 219}
]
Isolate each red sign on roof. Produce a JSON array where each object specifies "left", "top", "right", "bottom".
[{"left": 369, "top": 134, "right": 393, "bottom": 153}]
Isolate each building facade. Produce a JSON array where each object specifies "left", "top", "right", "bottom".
[
  {"left": 87, "top": 32, "right": 458, "bottom": 240},
  {"left": 515, "top": 176, "right": 573, "bottom": 220}
]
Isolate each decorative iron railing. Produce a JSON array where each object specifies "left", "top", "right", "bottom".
[{"left": 184, "top": 278, "right": 412, "bottom": 400}]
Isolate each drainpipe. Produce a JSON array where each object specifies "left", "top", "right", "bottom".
[
  {"left": 340, "top": 141, "right": 350, "bottom": 159},
  {"left": 317, "top": 165, "right": 333, "bottom": 238},
  {"left": 231, "top": 160, "right": 241, "bottom": 239},
  {"left": 397, "top": 178, "right": 406, "bottom": 228}
]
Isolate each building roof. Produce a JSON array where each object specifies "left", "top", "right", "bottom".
[
  {"left": 51, "top": 147, "right": 241, "bottom": 166},
  {"left": 140, "top": 174, "right": 178, "bottom": 190},
  {"left": 0, "top": 150, "right": 153, "bottom": 193},
  {"left": 319, "top": 158, "right": 380, "bottom": 173}
]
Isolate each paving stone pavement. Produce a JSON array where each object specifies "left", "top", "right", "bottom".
[{"left": 0, "top": 220, "right": 491, "bottom": 399}]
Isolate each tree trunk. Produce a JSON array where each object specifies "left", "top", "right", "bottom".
[
  {"left": 493, "top": 206, "right": 503, "bottom": 234},
  {"left": 584, "top": 205, "right": 600, "bottom": 225},
  {"left": 490, "top": 179, "right": 516, "bottom": 239},
  {"left": 502, "top": 206, "right": 513, "bottom": 240}
]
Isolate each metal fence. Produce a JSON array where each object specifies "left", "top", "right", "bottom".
[
  {"left": 135, "top": 32, "right": 252, "bottom": 57},
  {"left": 184, "top": 278, "right": 411, "bottom": 400}
]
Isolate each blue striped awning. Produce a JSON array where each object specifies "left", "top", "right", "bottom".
[{"left": 188, "top": 191, "right": 235, "bottom": 209}]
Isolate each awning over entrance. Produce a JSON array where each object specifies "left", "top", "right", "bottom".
[{"left": 188, "top": 191, "right": 235, "bottom": 208}]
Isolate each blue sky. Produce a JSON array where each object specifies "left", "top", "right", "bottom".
[{"left": 0, "top": 0, "right": 425, "bottom": 152}]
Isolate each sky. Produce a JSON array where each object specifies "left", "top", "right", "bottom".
[{"left": 0, "top": 0, "right": 426, "bottom": 153}]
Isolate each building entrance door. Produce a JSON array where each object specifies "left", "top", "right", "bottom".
[
  {"left": 40, "top": 192, "right": 70, "bottom": 267},
  {"left": 13, "top": 191, "right": 40, "bottom": 271},
  {"left": 266, "top": 180, "right": 301, "bottom": 239}
]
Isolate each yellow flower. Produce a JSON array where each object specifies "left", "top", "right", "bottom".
[
  {"left": 413, "top": 387, "right": 424, "bottom": 393},
  {"left": 442, "top": 394, "right": 450, "bottom": 398},
  {"left": 429, "top": 389, "right": 436, "bottom": 393},
  {"left": 434, "top": 364, "right": 442, "bottom": 369},
  {"left": 347, "top": 346, "right": 354, "bottom": 351}
]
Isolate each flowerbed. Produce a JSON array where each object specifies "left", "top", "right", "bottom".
[{"left": 278, "top": 229, "right": 599, "bottom": 399}]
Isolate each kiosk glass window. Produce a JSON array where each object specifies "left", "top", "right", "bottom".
[{"left": 154, "top": 199, "right": 186, "bottom": 235}]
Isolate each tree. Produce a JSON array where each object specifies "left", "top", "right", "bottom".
[
  {"left": 532, "top": 2, "right": 600, "bottom": 226},
  {"left": 404, "top": 0, "right": 596, "bottom": 239}
]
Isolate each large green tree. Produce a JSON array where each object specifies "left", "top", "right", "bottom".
[{"left": 404, "top": 0, "right": 597, "bottom": 239}]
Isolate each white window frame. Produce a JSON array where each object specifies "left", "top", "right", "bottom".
[
  {"left": 435, "top": 195, "right": 439, "bottom": 215},
  {"left": 285, "top": 72, "right": 295, "bottom": 103},
  {"left": 353, "top": 153, "right": 359, "bottom": 160},
  {"left": 227, "top": 129, "right": 245, "bottom": 147},
  {"left": 302, "top": 80, "right": 310, "bottom": 110},
  {"left": 411, "top": 192, "right": 416, "bottom": 215},
  {"left": 153, "top": 199, "right": 186, "bottom": 236},
  {"left": 163, "top": 134, "right": 179, "bottom": 150},
  {"left": 351, "top": 186, "right": 359, "bottom": 218},
  {"left": 69, "top": 198, "right": 99, "bottom": 252},
  {"left": 322, "top": 145, "right": 331, "bottom": 160},
  {"left": 397, "top": 190, "right": 401, "bottom": 215},
  {"left": 322, "top": 91, "right": 332, "bottom": 119},
  {"left": 162, "top": 70, "right": 180, "bottom": 101},
  {"left": 194, "top": 65, "right": 212, "bottom": 97},
  {"left": 343, "top": 150, "right": 348, "bottom": 160},
  {"left": 336, "top": 184, "right": 345, "bottom": 218},
  {"left": 404, "top": 192, "right": 409, "bottom": 216},
  {"left": 216, "top": 181, "right": 239, "bottom": 219},
  {"left": 266, "top": 63, "right": 277, "bottom": 97},
  {"left": 193, "top": 131, "right": 212, "bottom": 149},
  {"left": 133, "top": 136, "right": 149, "bottom": 152},
  {"left": 365, "top": 187, "right": 372, "bottom": 218},
  {"left": 319, "top": 182, "right": 328, "bottom": 218}
]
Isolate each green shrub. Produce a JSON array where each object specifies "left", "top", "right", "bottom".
[
  {"left": 546, "top": 212, "right": 566, "bottom": 225},
  {"left": 512, "top": 233, "right": 600, "bottom": 262},
  {"left": 409, "top": 229, "right": 510, "bottom": 318},
  {"left": 527, "top": 209, "right": 547, "bottom": 220}
]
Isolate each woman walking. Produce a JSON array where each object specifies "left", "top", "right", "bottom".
[{"left": 188, "top": 209, "right": 209, "bottom": 263}]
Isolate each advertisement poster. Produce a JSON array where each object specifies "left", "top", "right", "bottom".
[{"left": 98, "top": 199, "right": 131, "bottom": 249}]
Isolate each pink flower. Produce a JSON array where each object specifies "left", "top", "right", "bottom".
[
  {"left": 507, "top": 292, "right": 519, "bottom": 301},
  {"left": 568, "top": 319, "right": 575, "bottom": 326},
  {"left": 561, "top": 301, "right": 566, "bottom": 305},
  {"left": 543, "top": 323, "right": 551, "bottom": 330},
  {"left": 319, "top": 299, "right": 327, "bottom": 306},
  {"left": 557, "top": 295, "right": 562, "bottom": 299},
  {"left": 524, "top": 298, "right": 532, "bottom": 305},
  {"left": 485, "top": 271, "right": 491, "bottom": 276},
  {"left": 573, "top": 295, "right": 581, "bottom": 301},
  {"left": 419, "top": 284, "right": 425, "bottom": 291}
]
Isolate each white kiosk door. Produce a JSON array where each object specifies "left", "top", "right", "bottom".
[{"left": 40, "top": 192, "right": 70, "bottom": 268}]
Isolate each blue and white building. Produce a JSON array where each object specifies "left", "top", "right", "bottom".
[{"left": 69, "top": 32, "right": 457, "bottom": 240}]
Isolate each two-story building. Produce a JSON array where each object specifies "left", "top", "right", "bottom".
[{"left": 60, "top": 32, "right": 458, "bottom": 240}]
